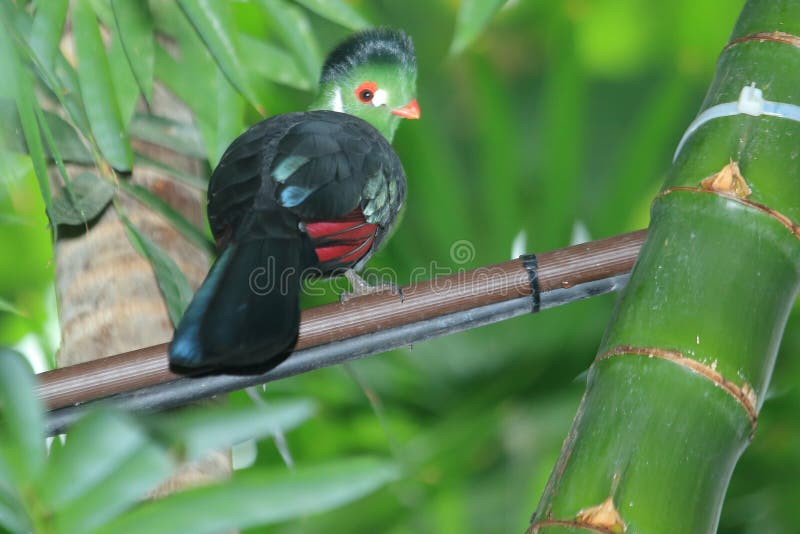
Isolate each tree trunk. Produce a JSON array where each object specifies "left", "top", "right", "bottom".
[
  {"left": 54, "top": 83, "right": 230, "bottom": 492},
  {"left": 56, "top": 86, "right": 207, "bottom": 365},
  {"left": 529, "top": 0, "right": 800, "bottom": 531}
]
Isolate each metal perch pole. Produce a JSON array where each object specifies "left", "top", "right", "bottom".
[{"left": 40, "top": 230, "right": 646, "bottom": 434}]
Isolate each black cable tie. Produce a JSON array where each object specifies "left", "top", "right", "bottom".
[{"left": 519, "top": 253, "right": 540, "bottom": 313}]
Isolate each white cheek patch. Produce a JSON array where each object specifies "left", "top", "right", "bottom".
[
  {"left": 372, "top": 88, "right": 388, "bottom": 107},
  {"left": 331, "top": 87, "right": 344, "bottom": 112}
]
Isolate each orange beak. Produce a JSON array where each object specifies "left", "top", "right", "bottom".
[{"left": 391, "top": 99, "right": 421, "bottom": 120}]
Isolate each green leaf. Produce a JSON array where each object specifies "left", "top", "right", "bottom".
[
  {"left": 6, "top": 27, "right": 55, "bottom": 229},
  {"left": 177, "top": 0, "right": 263, "bottom": 114},
  {"left": 129, "top": 114, "right": 207, "bottom": 160},
  {"left": 0, "top": 450, "right": 15, "bottom": 502},
  {"left": 0, "top": 490, "right": 30, "bottom": 533},
  {"left": 108, "top": 30, "right": 141, "bottom": 128},
  {"left": 150, "top": 1, "right": 216, "bottom": 123},
  {"left": 152, "top": 44, "right": 210, "bottom": 125},
  {"left": 52, "top": 442, "right": 172, "bottom": 534},
  {"left": 38, "top": 411, "right": 150, "bottom": 511},
  {"left": 450, "top": 0, "right": 507, "bottom": 55},
  {"left": 51, "top": 48, "right": 94, "bottom": 137},
  {"left": 152, "top": 45, "right": 221, "bottom": 162},
  {"left": 292, "top": 0, "right": 369, "bottom": 30},
  {"left": 1, "top": 100, "right": 25, "bottom": 152},
  {"left": 0, "top": 297, "right": 25, "bottom": 317},
  {"left": 72, "top": 0, "right": 134, "bottom": 171},
  {"left": 0, "top": 99, "right": 93, "bottom": 164},
  {"left": 0, "top": 3, "right": 92, "bottom": 137},
  {"left": 0, "top": 13, "right": 16, "bottom": 101},
  {"left": 33, "top": 100, "right": 78, "bottom": 215},
  {"left": 152, "top": 44, "right": 221, "bottom": 163},
  {"left": 111, "top": 0, "right": 155, "bottom": 104},
  {"left": 28, "top": 0, "right": 69, "bottom": 73},
  {"left": 37, "top": 109, "right": 93, "bottom": 164},
  {"left": 0, "top": 349, "right": 45, "bottom": 485},
  {"left": 87, "top": 0, "right": 115, "bottom": 25},
  {"left": 212, "top": 67, "right": 244, "bottom": 167},
  {"left": 134, "top": 154, "right": 208, "bottom": 191},
  {"left": 118, "top": 208, "right": 193, "bottom": 327},
  {"left": 238, "top": 34, "right": 312, "bottom": 91},
  {"left": 50, "top": 172, "right": 115, "bottom": 227},
  {"left": 117, "top": 179, "right": 214, "bottom": 255},
  {"left": 260, "top": 0, "right": 322, "bottom": 84},
  {"left": 155, "top": 400, "right": 316, "bottom": 462},
  {"left": 0, "top": 213, "right": 29, "bottom": 228},
  {"left": 151, "top": 0, "right": 227, "bottom": 160},
  {"left": 95, "top": 457, "right": 400, "bottom": 534}
]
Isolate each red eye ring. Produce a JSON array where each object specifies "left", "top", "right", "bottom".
[{"left": 355, "top": 81, "right": 378, "bottom": 104}]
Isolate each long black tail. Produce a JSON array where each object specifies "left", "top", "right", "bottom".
[{"left": 169, "top": 236, "right": 307, "bottom": 370}]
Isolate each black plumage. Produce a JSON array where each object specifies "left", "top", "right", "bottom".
[{"left": 169, "top": 111, "right": 406, "bottom": 370}]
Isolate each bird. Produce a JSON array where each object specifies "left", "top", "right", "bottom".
[{"left": 168, "top": 28, "right": 419, "bottom": 371}]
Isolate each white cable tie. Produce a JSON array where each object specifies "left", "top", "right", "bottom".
[{"left": 673, "top": 83, "right": 800, "bottom": 161}]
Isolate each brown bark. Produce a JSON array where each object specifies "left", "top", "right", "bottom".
[{"left": 53, "top": 83, "right": 230, "bottom": 491}]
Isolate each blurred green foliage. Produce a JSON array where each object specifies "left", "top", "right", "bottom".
[
  {"left": 2, "top": 0, "right": 799, "bottom": 532},
  {"left": 0, "top": 349, "right": 397, "bottom": 533}
]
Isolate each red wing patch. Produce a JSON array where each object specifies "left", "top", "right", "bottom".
[{"left": 304, "top": 209, "right": 378, "bottom": 270}]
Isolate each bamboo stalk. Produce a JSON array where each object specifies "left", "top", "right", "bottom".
[
  {"left": 530, "top": 1, "right": 800, "bottom": 532},
  {"left": 39, "top": 230, "right": 645, "bottom": 433}
]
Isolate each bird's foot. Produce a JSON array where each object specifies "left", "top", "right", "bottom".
[{"left": 339, "top": 269, "right": 404, "bottom": 303}]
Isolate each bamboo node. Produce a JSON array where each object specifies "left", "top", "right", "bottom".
[
  {"left": 597, "top": 346, "right": 758, "bottom": 431},
  {"left": 741, "top": 381, "right": 757, "bottom": 409},
  {"left": 725, "top": 31, "right": 800, "bottom": 51},
  {"left": 576, "top": 496, "right": 626, "bottom": 533},
  {"left": 700, "top": 159, "right": 751, "bottom": 199}
]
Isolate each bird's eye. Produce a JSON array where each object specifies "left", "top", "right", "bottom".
[{"left": 355, "top": 81, "right": 378, "bottom": 104}]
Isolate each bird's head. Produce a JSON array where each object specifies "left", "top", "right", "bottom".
[{"left": 311, "top": 28, "right": 419, "bottom": 140}]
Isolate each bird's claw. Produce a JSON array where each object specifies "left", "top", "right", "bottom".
[{"left": 339, "top": 270, "right": 404, "bottom": 303}]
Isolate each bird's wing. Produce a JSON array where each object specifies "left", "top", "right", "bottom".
[
  {"left": 271, "top": 111, "right": 406, "bottom": 227},
  {"left": 206, "top": 117, "right": 284, "bottom": 243}
]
